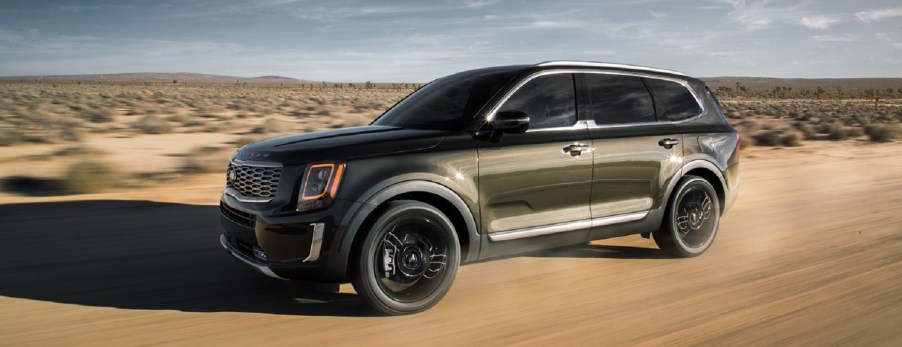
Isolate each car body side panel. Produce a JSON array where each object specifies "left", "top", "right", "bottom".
[
  {"left": 475, "top": 128, "right": 593, "bottom": 234},
  {"left": 587, "top": 124, "right": 683, "bottom": 218}
]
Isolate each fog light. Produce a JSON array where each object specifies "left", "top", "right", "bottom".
[{"left": 253, "top": 247, "right": 268, "bottom": 261}]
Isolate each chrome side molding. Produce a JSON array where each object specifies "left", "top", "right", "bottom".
[{"left": 489, "top": 211, "right": 649, "bottom": 242}]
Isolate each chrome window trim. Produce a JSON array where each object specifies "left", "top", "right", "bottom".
[
  {"left": 488, "top": 211, "right": 648, "bottom": 242},
  {"left": 578, "top": 70, "right": 707, "bottom": 126},
  {"left": 485, "top": 70, "right": 580, "bottom": 132},
  {"left": 485, "top": 68, "right": 706, "bottom": 133},
  {"left": 303, "top": 223, "right": 325, "bottom": 263},
  {"left": 537, "top": 61, "right": 687, "bottom": 77}
]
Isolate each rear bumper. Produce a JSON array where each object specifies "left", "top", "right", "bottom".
[{"left": 724, "top": 176, "right": 740, "bottom": 213}]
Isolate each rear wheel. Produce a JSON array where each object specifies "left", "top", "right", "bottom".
[
  {"left": 352, "top": 200, "right": 460, "bottom": 315},
  {"left": 654, "top": 176, "right": 720, "bottom": 257}
]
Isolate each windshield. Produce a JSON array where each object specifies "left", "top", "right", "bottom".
[{"left": 372, "top": 67, "right": 523, "bottom": 130}]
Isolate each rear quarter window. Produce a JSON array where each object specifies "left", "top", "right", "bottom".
[{"left": 644, "top": 78, "right": 702, "bottom": 122}]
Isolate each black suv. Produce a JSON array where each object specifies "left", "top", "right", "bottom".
[{"left": 219, "top": 61, "right": 740, "bottom": 315}]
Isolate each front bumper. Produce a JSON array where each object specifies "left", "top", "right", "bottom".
[{"left": 219, "top": 193, "right": 362, "bottom": 282}]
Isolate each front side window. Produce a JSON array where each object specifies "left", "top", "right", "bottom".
[
  {"left": 497, "top": 73, "right": 576, "bottom": 130},
  {"left": 583, "top": 74, "right": 655, "bottom": 125},
  {"left": 644, "top": 78, "right": 702, "bottom": 121}
]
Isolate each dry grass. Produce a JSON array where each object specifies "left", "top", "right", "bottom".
[
  {"left": 0, "top": 81, "right": 900, "bottom": 197},
  {"left": 723, "top": 99, "right": 902, "bottom": 145}
]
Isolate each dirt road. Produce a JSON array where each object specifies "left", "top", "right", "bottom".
[{"left": 1, "top": 141, "right": 900, "bottom": 345}]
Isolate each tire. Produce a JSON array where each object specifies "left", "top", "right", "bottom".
[
  {"left": 654, "top": 175, "right": 720, "bottom": 258},
  {"left": 351, "top": 200, "right": 460, "bottom": 315}
]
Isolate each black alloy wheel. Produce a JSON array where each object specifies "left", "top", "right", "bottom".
[
  {"left": 352, "top": 200, "right": 460, "bottom": 315},
  {"left": 654, "top": 175, "right": 720, "bottom": 257}
]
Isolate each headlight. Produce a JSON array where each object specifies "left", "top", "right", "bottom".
[{"left": 297, "top": 163, "right": 346, "bottom": 212}]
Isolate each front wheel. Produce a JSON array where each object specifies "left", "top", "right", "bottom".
[
  {"left": 654, "top": 176, "right": 720, "bottom": 257},
  {"left": 352, "top": 200, "right": 460, "bottom": 315}
]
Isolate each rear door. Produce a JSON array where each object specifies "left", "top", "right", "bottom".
[{"left": 580, "top": 73, "right": 683, "bottom": 236}]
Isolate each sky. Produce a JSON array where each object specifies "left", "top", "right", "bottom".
[{"left": 0, "top": 0, "right": 901, "bottom": 82}]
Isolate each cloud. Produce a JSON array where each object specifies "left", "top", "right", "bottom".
[
  {"left": 812, "top": 34, "right": 859, "bottom": 42},
  {"left": 855, "top": 7, "right": 902, "bottom": 23},
  {"left": 721, "top": 0, "right": 845, "bottom": 31},
  {"left": 530, "top": 20, "right": 582, "bottom": 29},
  {"left": 460, "top": 0, "right": 501, "bottom": 8},
  {"left": 874, "top": 33, "right": 902, "bottom": 49},
  {"left": 648, "top": 10, "right": 667, "bottom": 18},
  {"left": 721, "top": 0, "right": 807, "bottom": 31},
  {"left": 800, "top": 15, "right": 840, "bottom": 29}
]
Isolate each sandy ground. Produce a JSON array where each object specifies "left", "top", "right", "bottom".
[{"left": 0, "top": 140, "right": 900, "bottom": 345}]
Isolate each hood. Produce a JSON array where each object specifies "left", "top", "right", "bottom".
[{"left": 233, "top": 125, "right": 448, "bottom": 165}]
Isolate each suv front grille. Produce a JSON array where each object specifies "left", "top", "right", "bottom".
[
  {"left": 220, "top": 201, "right": 256, "bottom": 228},
  {"left": 226, "top": 162, "right": 282, "bottom": 199}
]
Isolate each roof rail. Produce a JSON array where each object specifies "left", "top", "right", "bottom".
[{"left": 537, "top": 61, "right": 687, "bottom": 76}]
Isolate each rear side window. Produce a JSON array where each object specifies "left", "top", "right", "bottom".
[
  {"left": 644, "top": 78, "right": 702, "bottom": 121},
  {"left": 498, "top": 73, "right": 576, "bottom": 129},
  {"left": 583, "top": 74, "right": 655, "bottom": 125}
]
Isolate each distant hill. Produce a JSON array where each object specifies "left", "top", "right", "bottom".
[
  {"left": 2, "top": 73, "right": 901, "bottom": 95},
  {"left": 0, "top": 72, "right": 313, "bottom": 84},
  {"left": 703, "top": 77, "right": 902, "bottom": 92}
]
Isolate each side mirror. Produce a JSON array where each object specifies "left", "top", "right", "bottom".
[{"left": 491, "top": 110, "right": 530, "bottom": 134}]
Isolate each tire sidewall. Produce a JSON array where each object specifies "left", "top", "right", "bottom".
[
  {"left": 356, "top": 201, "right": 460, "bottom": 315},
  {"left": 668, "top": 177, "right": 720, "bottom": 256}
]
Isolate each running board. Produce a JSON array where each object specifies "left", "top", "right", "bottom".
[{"left": 488, "top": 211, "right": 648, "bottom": 242}]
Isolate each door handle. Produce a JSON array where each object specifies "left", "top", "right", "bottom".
[
  {"left": 658, "top": 138, "right": 680, "bottom": 149},
  {"left": 562, "top": 144, "right": 592, "bottom": 157}
]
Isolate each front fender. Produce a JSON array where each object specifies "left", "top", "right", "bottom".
[{"left": 326, "top": 180, "right": 481, "bottom": 281}]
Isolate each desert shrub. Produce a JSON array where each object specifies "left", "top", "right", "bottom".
[
  {"left": 53, "top": 145, "right": 95, "bottom": 156},
  {"left": 250, "top": 117, "right": 287, "bottom": 134},
  {"left": 816, "top": 122, "right": 839, "bottom": 135},
  {"left": 753, "top": 130, "right": 783, "bottom": 146},
  {"left": 166, "top": 114, "right": 187, "bottom": 123},
  {"left": 791, "top": 122, "right": 817, "bottom": 140},
  {"left": 845, "top": 127, "right": 864, "bottom": 138},
  {"left": 827, "top": 127, "right": 848, "bottom": 141},
  {"left": 865, "top": 124, "right": 900, "bottom": 142},
  {"left": 738, "top": 132, "right": 754, "bottom": 149},
  {"left": 133, "top": 115, "right": 172, "bottom": 134},
  {"left": 203, "top": 120, "right": 233, "bottom": 133},
  {"left": 232, "top": 136, "right": 264, "bottom": 147},
  {"left": 0, "top": 128, "right": 23, "bottom": 146},
  {"left": 178, "top": 157, "right": 228, "bottom": 174},
  {"left": 781, "top": 132, "right": 802, "bottom": 147},
  {"left": 737, "top": 120, "right": 758, "bottom": 131},
  {"left": 63, "top": 160, "right": 119, "bottom": 194},
  {"left": 83, "top": 109, "right": 113, "bottom": 123},
  {"left": 0, "top": 176, "right": 66, "bottom": 196},
  {"left": 57, "top": 127, "right": 83, "bottom": 142}
]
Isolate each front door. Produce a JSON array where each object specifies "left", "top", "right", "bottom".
[{"left": 476, "top": 72, "right": 593, "bottom": 242}]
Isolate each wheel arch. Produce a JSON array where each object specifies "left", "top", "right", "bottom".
[
  {"left": 679, "top": 160, "right": 727, "bottom": 213},
  {"left": 339, "top": 180, "right": 480, "bottom": 280}
]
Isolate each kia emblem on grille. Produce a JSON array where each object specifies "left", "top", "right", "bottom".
[{"left": 228, "top": 169, "right": 237, "bottom": 183}]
